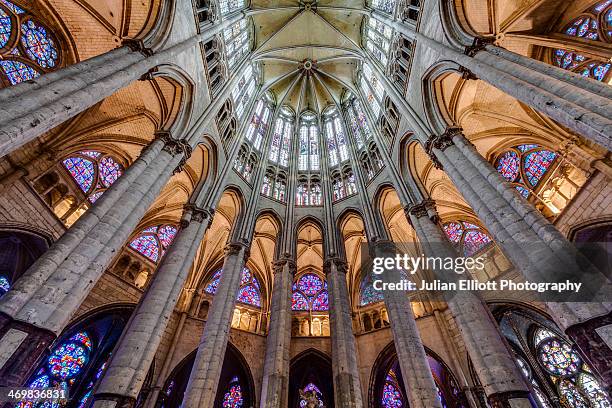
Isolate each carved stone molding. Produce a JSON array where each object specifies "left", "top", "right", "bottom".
[
  {"left": 122, "top": 38, "right": 154, "bottom": 58},
  {"left": 464, "top": 36, "right": 495, "bottom": 57},
  {"left": 224, "top": 240, "right": 250, "bottom": 261},
  {"left": 182, "top": 204, "right": 214, "bottom": 226},
  {"left": 272, "top": 253, "right": 297, "bottom": 275},
  {"left": 458, "top": 65, "right": 477, "bottom": 80},
  {"left": 323, "top": 256, "right": 348, "bottom": 275},
  {"left": 405, "top": 198, "right": 439, "bottom": 223}
]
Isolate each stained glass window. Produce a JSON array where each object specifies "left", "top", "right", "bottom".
[
  {"left": 231, "top": 64, "right": 256, "bottom": 120},
  {"left": 346, "top": 97, "right": 372, "bottom": 150},
  {"left": 292, "top": 274, "right": 329, "bottom": 311},
  {"left": 494, "top": 144, "right": 557, "bottom": 199},
  {"left": 324, "top": 109, "right": 349, "bottom": 168},
  {"left": 298, "top": 116, "right": 320, "bottom": 172},
  {"left": 360, "top": 272, "right": 385, "bottom": 306},
  {"left": 245, "top": 97, "right": 271, "bottom": 151},
  {"left": 443, "top": 220, "right": 493, "bottom": 257},
  {"left": 537, "top": 338, "right": 582, "bottom": 376},
  {"left": 364, "top": 17, "right": 393, "bottom": 68},
  {"left": 224, "top": 19, "right": 250, "bottom": 69},
  {"left": 205, "top": 267, "right": 262, "bottom": 308},
  {"left": 62, "top": 151, "right": 124, "bottom": 204},
  {"left": 295, "top": 180, "right": 321, "bottom": 206},
  {"left": 128, "top": 224, "right": 178, "bottom": 263},
  {"left": 552, "top": 1, "right": 612, "bottom": 82},
  {"left": 371, "top": 0, "right": 395, "bottom": 14},
  {"left": 360, "top": 63, "right": 384, "bottom": 118},
  {"left": 0, "top": 2, "right": 60, "bottom": 87},
  {"left": 222, "top": 377, "right": 244, "bottom": 407},
  {"left": 219, "top": 0, "right": 246, "bottom": 16},
  {"left": 268, "top": 110, "right": 294, "bottom": 167},
  {"left": 0, "top": 275, "right": 10, "bottom": 297},
  {"left": 299, "top": 383, "right": 324, "bottom": 407}
]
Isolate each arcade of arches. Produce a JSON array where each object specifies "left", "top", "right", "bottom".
[{"left": 0, "top": 0, "right": 610, "bottom": 407}]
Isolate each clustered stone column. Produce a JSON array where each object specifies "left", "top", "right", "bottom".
[
  {"left": 259, "top": 254, "right": 295, "bottom": 408},
  {"left": 406, "top": 200, "right": 532, "bottom": 408},
  {"left": 0, "top": 132, "right": 192, "bottom": 386},
  {"left": 324, "top": 256, "right": 364, "bottom": 408},
  {"left": 92, "top": 205, "right": 213, "bottom": 408},
  {"left": 373, "top": 240, "right": 443, "bottom": 408},
  {"left": 180, "top": 241, "right": 250, "bottom": 408}
]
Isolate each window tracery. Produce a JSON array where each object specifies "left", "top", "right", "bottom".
[
  {"left": 219, "top": 0, "right": 246, "bottom": 16},
  {"left": 128, "top": 224, "right": 178, "bottom": 264},
  {"left": 234, "top": 95, "right": 273, "bottom": 182},
  {"left": 224, "top": 19, "right": 250, "bottom": 70},
  {"left": 442, "top": 220, "right": 493, "bottom": 257},
  {"left": 231, "top": 64, "right": 257, "bottom": 120},
  {"left": 323, "top": 107, "right": 349, "bottom": 168},
  {"left": 498, "top": 309, "right": 611, "bottom": 408},
  {"left": 62, "top": 150, "right": 124, "bottom": 204},
  {"left": 205, "top": 266, "right": 262, "bottom": 307},
  {"left": 331, "top": 168, "right": 356, "bottom": 201},
  {"left": 268, "top": 107, "right": 294, "bottom": 167},
  {"left": 298, "top": 112, "right": 320, "bottom": 172},
  {"left": 299, "top": 382, "right": 325, "bottom": 407},
  {"left": 203, "top": 37, "right": 226, "bottom": 95},
  {"left": 291, "top": 273, "right": 329, "bottom": 312},
  {"left": 371, "top": 0, "right": 395, "bottom": 14},
  {"left": 363, "top": 17, "right": 393, "bottom": 68},
  {"left": 389, "top": 37, "right": 413, "bottom": 93},
  {"left": 261, "top": 167, "right": 287, "bottom": 202},
  {"left": 401, "top": 0, "right": 421, "bottom": 22},
  {"left": 346, "top": 97, "right": 373, "bottom": 150},
  {"left": 494, "top": 144, "right": 558, "bottom": 199},
  {"left": 552, "top": 0, "right": 612, "bottom": 82},
  {"left": 222, "top": 376, "right": 244, "bottom": 407},
  {"left": 360, "top": 63, "right": 384, "bottom": 119},
  {"left": 296, "top": 176, "right": 322, "bottom": 206},
  {"left": 0, "top": 0, "right": 61, "bottom": 87}
]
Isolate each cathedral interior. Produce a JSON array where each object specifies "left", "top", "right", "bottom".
[{"left": 0, "top": 0, "right": 611, "bottom": 407}]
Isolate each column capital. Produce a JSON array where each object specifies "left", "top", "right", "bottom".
[
  {"left": 404, "top": 198, "right": 439, "bottom": 224},
  {"left": 122, "top": 38, "right": 154, "bottom": 57},
  {"left": 224, "top": 240, "right": 250, "bottom": 260},
  {"left": 155, "top": 130, "right": 193, "bottom": 173},
  {"left": 458, "top": 66, "right": 478, "bottom": 81},
  {"left": 424, "top": 126, "right": 462, "bottom": 169},
  {"left": 464, "top": 36, "right": 495, "bottom": 57},
  {"left": 272, "top": 253, "right": 297, "bottom": 275},
  {"left": 182, "top": 204, "right": 214, "bottom": 226},
  {"left": 323, "top": 256, "right": 348, "bottom": 275}
]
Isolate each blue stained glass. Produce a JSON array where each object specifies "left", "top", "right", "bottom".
[
  {"left": 462, "top": 230, "right": 492, "bottom": 257},
  {"left": 0, "top": 0, "right": 23, "bottom": 13},
  {"left": 558, "top": 379, "right": 590, "bottom": 408},
  {"left": 88, "top": 190, "right": 104, "bottom": 204},
  {"left": 292, "top": 291, "right": 309, "bottom": 310},
  {"left": 0, "top": 275, "right": 9, "bottom": 296},
  {"left": 517, "top": 144, "right": 538, "bottom": 153},
  {"left": 158, "top": 225, "right": 177, "bottom": 249},
  {"left": 360, "top": 273, "right": 384, "bottom": 306},
  {"left": 80, "top": 151, "right": 101, "bottom": 158},
  {"left": 77, "top": 389, "right": 93, "bottom": 408},
  {"left": 237, "top": 285, "right": 261, "bottom": 307},
  {"left": 63, "top": 157, "right": 95, "bottom": 193},
  {"left": 516, "top": 185, "right": 530, "bottom": 198},
  {"left": 443, "top": 222, "right": 463, "bottom": 243},
  {"left": 0, "top": 59, "right": 40, "bottom": 84},
  {"left": 496, "top": 151, "right": 520, "bottom": 181},
  {"left": 222, "top": 383, "right": 243, "bottom": 408},
  {"left": 311, "top": 291, "right": 329, "bottom": 311},
  {"left": 95, "top": 360, "right": 107, "bottom": 379},
  {"left": 129, "top": 235, "right": 160, "bottom": 262},
  {"left": 524, "top": 150, "right": 556, "bottom": 186},
  {"left": 297, "top": 274, "right": 323, "bottom": 296},
  {"left": 29, "top": 375, "right": 50, "bottom": 388},
  {"left": 142, "top": 226, "right": 158, "bottom": 233},
  {"left": 98, "top": 156, "right": 122, "bottom": 187},
  {"left": 20, "top": 19, "right": 58, "bottom": 68},
  {"left": 300, "top": 383, "right": 324, "bottom": 407},
  {"left": 382, "top": 381, "right": 403, "bottom": 407},
  {"left": 70, "top": 332, "right": 92, "bottom": 350},
  {"left": 595, "top": 0, "right": 612, "bottom": 11},
  {"left": 47, "top": 342, "right": 89, "bottom": 379},
  {"left": 0, "top": 7, "right": 10, "bottom": 48},
  {"left": 205, "top": 270, "right": 222, "bottom": 294}
]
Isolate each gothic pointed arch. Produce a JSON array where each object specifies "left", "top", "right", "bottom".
[
  {"left": 289, "top": 349, "right": 334, "bottom": 408},
  {"left": 156, "top": 342, "right": 256, "bottom": 408}
]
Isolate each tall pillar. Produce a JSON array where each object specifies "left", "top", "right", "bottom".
[
  {"left": 259, "top": 254, "right": 295, "bottom": 408},
  {"left": 373, "top": 240, "right": 443, "bottom": 408},
  {"left": 406, "top": 200, "right": 532, "bottom": 408},
  {"left": 91, "top": 205, "right": 213, "bottom": 408},
  {"left": 0, "top": 134, "right": 191, "bottom": 387},
  {"left": 180, "top": 241, "right": 250, "bottom": 408},
  {"left": 324, "top": 257, "right": 364, "bottom": 408},
  {"left": 426, "top": 128, "right": 612, "bottom": 384}
]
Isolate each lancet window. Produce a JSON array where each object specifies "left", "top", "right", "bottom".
[
  {"left": 224, "top": 19, "right": 250, "bottom": 70},
  {"left": 442, "top": 220, "right": 493, "bottom": 257},
  {"left": 363, "top": 17, "right": 393, "bottom": 68},
  {"left": 205, "top": 267, "right": 262, "bottom": 307},
  {"left": 268, "top": 106, "right": 294, "bottom": 167},
  {"left": 231, "top": 63, "right": 257, "bottom": 120},
  {"left": 261, "top": 167, "right": 287, "bottom": 202},
  {"left": 219, "top": 0, "right": 246, "bottom": 16},
  {"left": 128, "top": 224, "right": 178, "bottom": 264},
  {"left": 331, "top": 168, "right": 357, "bottom": 201},
  {"left": 323, "top": 107, "right": 349, "bottom": 168},
  {"left": 360, "top": 63, "right": 384, "bottom": 119}
]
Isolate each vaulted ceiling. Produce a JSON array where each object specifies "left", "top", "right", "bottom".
[{"left": 249, "top": 1, "right": 366, "bottom": 113}]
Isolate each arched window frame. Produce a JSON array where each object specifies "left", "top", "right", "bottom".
[
  {"left": 550, "top": 0, "right": 612, "bottom": 82},
  {"left": 323, "top": 107, "right": 349, "bottom": 168},
  {"left": 268, "top": 106, "right": 294, "bottom": 167},
  {"left": 0, "top": 0, "right": 63, "bottom": 87},
  {"left": 363, "top": 17, "right": 393, "bottom": 69},
  {"left": 494, "top": 144, "right": 558, "bottom": 200},
  {"left": 359, "top": 63, "right": 384, "bottom": 120},
  {"left": 223, "top": 18, "right": 251, "bottom": 70},
  {"left": 442, "top": 220, "right": 494, "bottom": 257},
  {"left": 219, "top": 0, "right": 247, "bottom": 16},
  {"left": 298, "top": 111, "right": 320, "bottom": 172},
  {"left": 61, "top": 150, "right": 124, "bottom": 204},
  {"left": 345, "top": 96, "right": 373, "bottom": 150},
  {"left": 370, "top": 0, "right": 396, "bottom": 15},
  {"left": 231, "top": 63, "right": 257, "bottom": 120},
  {"left": 128, "top": 224, "right": 179, "bottom": 264}
]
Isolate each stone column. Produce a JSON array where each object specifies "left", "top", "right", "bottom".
[
  {"left": 0, "top": 135, "right": 191, "bottom": 386},
  {"left": 324, "top": 257, "right": 364, "bottom": 408},
  {"left": 259, "top": 254, "right": 295, "bottom": 408},
  {"left": 373, "top": 240, "right": 443, "bottom": 408},
  {"left": 91, "top": 206, "right": 213, "bottom": 408},
  {"left": 180, "top": 241, "right": 249, "bottom": 408},
  {"left": 406, "top": 200, "right": 532, "bottom": 408}
]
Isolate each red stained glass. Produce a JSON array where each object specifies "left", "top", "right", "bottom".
[
  {"left": 63, "top": 157, "right": 95, "bottom": 193},
  {"left": 20, "top": 19, "right": 58, "bottom": 68},
  {"left": 524, "top": 150, "right": 556, "bottom": 186},
  {"left": 292, "top": 274, "right": 329, "bottom": 311},
  {"left": 496, "top": 151, "right": 520, "bottom": 182},
  {"left": 292, "top": 291, "right": 309, "bottom": 310},
  {"left": 443, "top": 222, "right": 462, "bottom": 243},
  {"left": 128, "top": 224, "right": 177, "bottom": 263},
  {"left": 205, "top": 267, "right": 262, "bottom": 308},
  {"left": 462, "top": 230, "right": 492, "bottom": 257},
  {"left": 129, "top": 235, "right": 159, "bottom": 262},
  {"left": 297, "top": 274, "right": 323, "bottom": 296}
]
